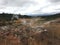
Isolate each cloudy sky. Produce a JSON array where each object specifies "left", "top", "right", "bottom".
[{"left": 0, "top": 0, "right": 60, "bottom": 15}]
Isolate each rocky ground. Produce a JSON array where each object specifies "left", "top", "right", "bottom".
[{"left": 0, "top": 17, "right": 60, "bottom": 45}]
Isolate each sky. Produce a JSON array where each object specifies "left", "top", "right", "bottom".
[{"left": 0, "top": 0, "right": 60, "bottom": 15}]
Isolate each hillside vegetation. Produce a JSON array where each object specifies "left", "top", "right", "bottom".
[{"left": 0, "top": 13, "right": 60, "bottom": 45}]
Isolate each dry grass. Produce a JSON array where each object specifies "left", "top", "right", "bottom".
[{"left": 0, "top": 18, "right": 60, "bottom": 45}]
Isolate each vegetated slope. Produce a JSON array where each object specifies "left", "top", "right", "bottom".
[
  {"left": 0, "top": 18, "right": 60, "bottom": 45},
  {"left": 42, "top": 18, "right": 60, "bottom": 45},
  {"left": 0, "top": 13, "right": 60, "bottom": 45},
  {"left": 0, "top": 23, "right": 48, "bottom": 45}
]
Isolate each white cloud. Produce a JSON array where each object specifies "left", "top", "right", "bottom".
[
  {"left": 0, "top": 0, "right": 60, "bottom": 15},
  {"left": 41, "top": 4, "right": 60, "bottom": 13},
  {"left": 32, "top": 2, "right": 60, "bottom": 15}
]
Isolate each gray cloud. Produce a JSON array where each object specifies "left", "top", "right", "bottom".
[
  {"left": 0, "top": 0, "right": 60, "bottom": 15},
  {"left": 0, "top": 0, "right": 37, "bottom": 14},
  {"left": 49, "top": 0, "right": 60, "bottom": 3},
  {"left": 0, "top": 0, "right": 36, "bottom": 7}
]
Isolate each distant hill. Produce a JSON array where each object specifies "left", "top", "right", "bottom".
[
  {"left": 0, "top": 13, "right": 60, "bottom": 21},
  {"left": 40, "top": 13, "right": 60, "bottom": 21}
]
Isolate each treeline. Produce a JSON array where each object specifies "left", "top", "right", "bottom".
[
  {"left": 40, "top": 13, "right": 60, "bottom": 21},
  {"left": 0, "top": 13, "right": 32, "bottom": 18},
  {"left": 0, "top": 13, "right": 60, "bottom": 21},
  {"left": 0, "top": 13, "right": 13, "bottom": 21},
  {"left": 0, "top": 13, "right": 32, "bottom": 21}
]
